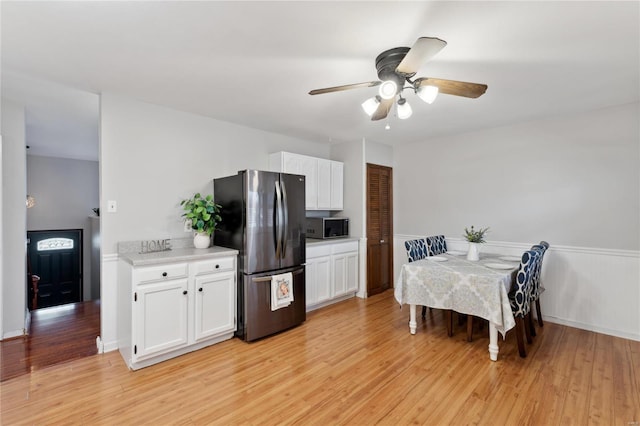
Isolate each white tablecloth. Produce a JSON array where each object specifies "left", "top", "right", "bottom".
[{"left": 394, "top": 253, "right": 517, "bottom": 337}]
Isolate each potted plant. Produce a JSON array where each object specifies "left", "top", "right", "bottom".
[
  {"left": 463, "top": 225, "right": 489, "bottom": 261},
  {"left": 180, "top": 193, "right": 222, "bottom": 249}
]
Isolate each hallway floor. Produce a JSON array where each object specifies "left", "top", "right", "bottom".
[{"left": 0, "top": 300, "right": 100, "bottom": 382}]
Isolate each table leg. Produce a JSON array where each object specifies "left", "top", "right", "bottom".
[
  {"left": 488, "top": 323, "right": 499, "bottom": 361},
  {"left": 409, "top": 304, "right": 417, "bottom": 334}
]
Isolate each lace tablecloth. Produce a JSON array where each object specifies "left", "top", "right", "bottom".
[{"left": 394, "top": 253, "right": 517, "bottom": 337}]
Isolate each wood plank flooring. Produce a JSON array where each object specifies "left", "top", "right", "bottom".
[
  {"left": 1, "top": 291, "right": 638, "bottom": 425},
  {"left": 0, "top": 300, "right": 100, "bottom": 382}
]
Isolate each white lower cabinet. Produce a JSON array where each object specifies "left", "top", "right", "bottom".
[
  {"left": 193, "top": 270, "right": 235, "bottom": 342},
  {"left": 118, "top": 254, "right": 237, "bottom": 370},
  {"left": 306, "top": 240, "right": 358, "bottom": 311},
  {"left": 135, "top": 278, "right": 189, "bottom": 359},
  {"left": 306, "top": 252, "right": 331, "bottom": 307}
]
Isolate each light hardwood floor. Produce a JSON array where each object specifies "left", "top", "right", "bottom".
[{"left": 1, "top": 290, "right": 639, "bottom": 424}]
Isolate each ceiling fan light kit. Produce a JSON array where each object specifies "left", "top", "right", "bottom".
[
  {"left": 416, "top": 84, "right": 439, "bottom": 104},
  {"left": 396, "top": 97, "right": 412, "bottom": 119},
  {"left": 309, "top": 36, "right": 488, "bottom": 122},
  {"left": 378, "top": 80, "right": 398, "bottom": 100},
  {"left": 361, "top": 96, "right": 381, "bottom": 116}
]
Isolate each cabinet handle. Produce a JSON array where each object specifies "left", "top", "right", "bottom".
[
  {"left": 198, "top": 287, "right": 203, "bottom": 292},
  {"left": 183, "top": 290, "right": 188, "bottom": 295},
  {"left": 215, "top": 264, "right": 220, "bottom": 269},
  {"left": 162, "top": 272, "right": 168, "bottom": 277}
]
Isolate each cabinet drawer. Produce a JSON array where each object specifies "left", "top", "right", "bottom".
[
  {"left": 135, "top": 263, "right": 188, "bottom": 284},
  {"left": 191, "top": 257, "right": 236, "bottom": 276},
  {"left": 332, "top": 241, "right": 359, "bottom": 254},
  {"left": 307, "top": 244, "right": 332, "bottom": 259}
]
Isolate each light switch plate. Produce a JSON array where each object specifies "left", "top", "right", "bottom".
[{"left": 107, "top": 200, "right": 117, "bottom": 213}]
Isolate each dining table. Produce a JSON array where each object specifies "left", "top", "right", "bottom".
[{"left": 394, "top": 251, "right": 521, "bottom": 361}]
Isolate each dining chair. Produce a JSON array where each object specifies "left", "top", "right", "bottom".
[
  {"left": 425, "top": 235, "right": 448, "bottom": 256},
  {"left": 530, "top": 242, "right": 549, "bottom": 328},
  {"left": 404, "top": 238, "right": 429, "bottom": 262},
  {"left": 404, "top": 238, "right": 431, "bottom": 319},
  {"left": 508, "top": 249, "right": 538, "bottom": 358}
]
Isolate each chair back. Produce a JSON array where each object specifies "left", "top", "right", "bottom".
[
  {"left": 425, "top": 235, "right": 447, "bottom": 256},
  {"left": 404, "top": 239, "right": 428, "bottom": 262},
  {"left": 530, "top": 243, "right": 549, "bottom": 300},
  {"left": 509, "top": 250, "right": 538, "bottom": 318}
]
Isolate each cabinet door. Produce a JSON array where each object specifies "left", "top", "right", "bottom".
[
  {"left": 332, "top": 254, "right": 347, "bottom": 297},
  {"left": 345, "top": 252, "right": 359, "bottom": 293},
  {"left": 134, "top": 278, "right": 189, "bottom": 359},
  {"left": 305, "top": 259, "right": 318, "bottom": 307},
  {"left": 312, "top": 255, "right": 332, "bottom": 303},
  {"left": 317, "top": 158, "right": 332, "bottom": 210},
  {"left": 282, "top": 152, "right": 302, "bottom": 174},
  {"left": 300, "top": 155, "right": 318, "bottom": 210},
  {"left": 330, "top": 161, "right": 344, "bottom": 210},
  {"left": 194, "top": 271, "right": 236, "bottom": 341}
]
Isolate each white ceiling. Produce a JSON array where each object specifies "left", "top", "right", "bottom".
[{"left": 1, "top": 1, "right": 638, "bottom": 161}]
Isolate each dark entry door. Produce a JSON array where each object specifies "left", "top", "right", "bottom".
[
  {"left": 27, "top": 230, "right": 82, "bottom": 309},
  {"left": 366, "top": 164, "right": 393, "bottom": 296}
]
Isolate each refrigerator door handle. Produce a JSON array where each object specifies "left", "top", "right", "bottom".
[
  {"left": 274, "top": 179, "right": 284, "bottom": 259},
  {"left": 280, "top": 179, "right": 289, "bottom": 258}
]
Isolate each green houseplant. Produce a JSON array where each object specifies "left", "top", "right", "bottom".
[
  {"left": 180, "top": 193, "right": 222, "bottom": 248},
  {"left": 463, "top": 225, "right": 489, "bottom": 243},
  {"left": 463, "top": 225, "right": 489, "bottom": 261}
]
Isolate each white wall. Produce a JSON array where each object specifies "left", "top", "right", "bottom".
[
  {"left": 99, "top": 93, "right": 330, "bottom": 350},
  {"left": 365, "top": 140, "right": 393, "bottom": 169},
  {"left": 27, "top": 155, "right": 99, "bottom": 300},
  {"left": 393, "top": 102, "right": 640, "bottom": 340},
  {"left": 394, "top": 102, "right": 640, "bottom": 250},
  {"left": 1, "top": 99, "right": 27, "bottom": 338}
]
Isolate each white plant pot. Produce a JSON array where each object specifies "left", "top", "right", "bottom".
[
  {"left": 467, "top": 242, "right": 480, "bottom": 261},
  {"left": 193, "top": 232, "right": 211, "bottom": 249}
]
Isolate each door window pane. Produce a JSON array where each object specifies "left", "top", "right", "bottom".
[{"left": 37, "top": 238, "right": 74, "bottom": 251}]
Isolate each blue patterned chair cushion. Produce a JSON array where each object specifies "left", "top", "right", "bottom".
[
  {"left": 425, "top": 235, "right": 447, "bottom": 256},
  {"left": 509, "top": 250, "right": 538, "bottom": 318},
  {"left": 404, "top": 239, "right": 428, "bottom": 262}
]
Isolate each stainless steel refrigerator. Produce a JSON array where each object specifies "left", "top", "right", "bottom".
[{"left": 214, "top": 170, "right": 306, "bottom": 341}]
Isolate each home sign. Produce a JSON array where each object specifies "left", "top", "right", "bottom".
[{"left": 139, "top": 239, "right": 172, "bottom": 254}]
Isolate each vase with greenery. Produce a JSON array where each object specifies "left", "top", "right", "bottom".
[
  {"left": 463, "top": 225, "right": 489, "bottom": 261},
  {"left": 180, "top": 193, "right": 222, "bottom": 249}
]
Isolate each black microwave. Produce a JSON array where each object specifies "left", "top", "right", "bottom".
[{"left": 306, "top": 217, "right": 349, "bottom": 239}]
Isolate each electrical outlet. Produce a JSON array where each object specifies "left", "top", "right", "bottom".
[{"left": 184, "top": 219, "right": 192, "bottom": 232}]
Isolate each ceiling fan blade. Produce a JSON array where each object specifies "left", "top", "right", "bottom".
[
  {"left": 309, "top": 81, "right": 381, "bottom": 95},
  {"left": 371, "top": 97, "right": 394, "bottom": 121},
  {"left": 415, "top": 77, "right": 488, "bottom": 98},
  {"left": 396, "top": 37, "right": 447, "bottom": 77}
]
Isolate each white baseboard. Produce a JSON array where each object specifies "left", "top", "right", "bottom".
[
  {"left": 544, "top": 316, "right": 640, "bottom": 342},
  {"left": 2, "top": 329, "right": 24, "bottom": 340}
]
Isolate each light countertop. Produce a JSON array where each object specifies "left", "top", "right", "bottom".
[
  {"left": 119, "top": 246, "right": 238, "bottom": 266},
  {"left": 306, "top": 237, "right": 359, "bottom": 246}
]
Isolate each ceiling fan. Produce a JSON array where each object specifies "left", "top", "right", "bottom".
[{"left": 309, "top": 37, "right": 488, "bottom": 121}]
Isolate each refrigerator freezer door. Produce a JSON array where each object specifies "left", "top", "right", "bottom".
[
  {"left": 239, "top": 265, "right": 306, "bottom": 341},
  {"left": 279, "top": 173, "right": 306, "bottom": 269}
]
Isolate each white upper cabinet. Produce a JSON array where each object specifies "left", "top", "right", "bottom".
[
  {"left": 317, "top": 158, "right": 332, "bottom": 210},
  {"left": 269, "top": 151, "right": 343, "bottom": 211},
  {"left": 330, "top": 161, "right": 343, "bottom": 210}
]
